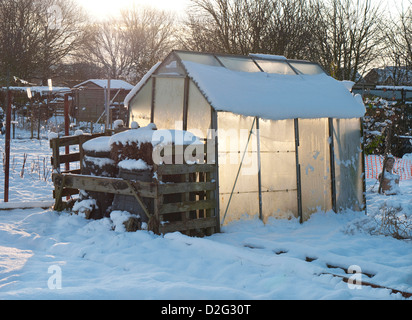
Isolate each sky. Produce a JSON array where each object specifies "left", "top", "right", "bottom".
[
  {"left": 75, "top": 0, "right": 410, "bottom": 20},
  {"left": 75, "top": 0, "right": 190, "bottom": 20}
]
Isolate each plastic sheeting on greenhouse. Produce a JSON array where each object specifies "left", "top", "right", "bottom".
[{"left": 126, "top": 50, "right": 367, "bottom": 224}]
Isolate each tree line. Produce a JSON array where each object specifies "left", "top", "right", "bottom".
[{"left": 0, "top": 0, "right": 410, "bottom": 87}]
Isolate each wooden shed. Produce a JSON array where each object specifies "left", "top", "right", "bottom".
[
  {"left": 125, "top": 50, "right": 367, "bottom": 225},
  {"left": 74, "top": 79, "right": 133, "bottom": 123}
]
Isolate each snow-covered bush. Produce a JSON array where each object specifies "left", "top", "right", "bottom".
[
  {"left": 363, "top": 97, "right": 412, "bottom": 157},
  {"left": 373, "top": 203, "right": 412, "bottom": 240},
  {"left": 346, "top": 202, "right": 412, "bottom": 240}
]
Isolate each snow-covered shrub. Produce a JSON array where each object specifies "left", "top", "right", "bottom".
[
  {"left": 344, "top": 202, "right": 412, "bottom": 240},
  {"left": 363, "top": 97, "right": 397, "bottom": 155},
  {"left": 373, "top": 203, "right": 412, "bottom": 240},
  {"left": 363, "top": 97, "right": 412, "bottom": 157}
]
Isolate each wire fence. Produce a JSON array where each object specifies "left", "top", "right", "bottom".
[{"left": 366, "top": 155, "right": 412, "bottom": 180}]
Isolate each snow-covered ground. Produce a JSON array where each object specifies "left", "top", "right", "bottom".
[{"left": 0, "top": 133, "right": 411, "bottom": 300}]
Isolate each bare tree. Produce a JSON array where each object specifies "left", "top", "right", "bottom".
[
  {"left": 382, "top": 1, "right": 412, "bottom": 85},
  {"left": 35, "top": 0, "right": 88, "bottom": 85},
  {"left": 0, "top": 0, "right": 87, "bottom": 85},
  {"left": 77, "top": 5, "right": 176, "bottom": 83},
  {"left": 265, "top": 0, "right": 320, "bottom": 59},
  {"left": 182, "top": 0, "right": 388, "bottom": 81},
  {"left": 78, "top": 19, "right": 132, "bottom": 79},
  {"left": 183, "top": 0, "right": 272, "bottom": 54},
  {"left": 179, "top": 6, "right": 226, "bottom": 53},
  {"left": 182, "top": 0, "right": 324, "bottom": 59},
  {"left": 121, "top": 6, "right": 176, "bottom": 81},
  {"left": 312, "top": 0, "right": 385, "bottom": 80},
  {"left": 0, "top": 0, "right": 42, "bottom": 83}
]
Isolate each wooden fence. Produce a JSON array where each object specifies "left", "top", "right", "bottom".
[{"left": 50, "top": 133, "right": 219, "bottom": 236}]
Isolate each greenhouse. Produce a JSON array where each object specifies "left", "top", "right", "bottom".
[{"left": 125, "top": 50, "right": 366, "bottom": 224}]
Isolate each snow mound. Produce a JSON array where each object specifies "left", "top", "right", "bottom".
[
  {"left": 109, "top": 125, "right": 202, "bottom": 148},
  {"left": 82, "top": 136, "right": 111, "bottom": 153},
  {"left": 118, "top": 159, "right": 151, "bottom": 171}
]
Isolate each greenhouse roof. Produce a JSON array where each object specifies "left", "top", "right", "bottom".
[
  {"left": 127, "top": 51, "right": 366, "bottom": 120},
  {"left": 175, "top": 51, "right": 327, "bottom": 76}
]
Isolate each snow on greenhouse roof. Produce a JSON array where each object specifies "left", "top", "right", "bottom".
[
  {"left": 179, "top": 59, "right": 365, "bottom": 120},
  {"left": 249, "top": 53, "right": 287, "bottom": 61},
  {"left": 126, "top": 51, "right": 365, "bottom": 120}
]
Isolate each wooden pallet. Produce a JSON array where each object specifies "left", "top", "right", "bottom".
[
  {"left": 154, "top": 162, "right": 218, "bottom": 236},
  {"left": 50, "top": 134, "right": 219, "bottom": 236}
]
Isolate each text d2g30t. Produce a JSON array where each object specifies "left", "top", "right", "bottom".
[{"left": 205, "top": 304, "right": 251, "bottom": 315}]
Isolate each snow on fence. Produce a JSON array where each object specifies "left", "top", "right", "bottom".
[{"left": 366, "top": 155, "right": 412, "bottom": 180}]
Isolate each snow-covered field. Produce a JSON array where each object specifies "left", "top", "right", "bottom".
[{"left": 0, "top": 133, "right": 411, "bottom": 300}]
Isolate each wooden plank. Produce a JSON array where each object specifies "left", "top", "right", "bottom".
[
  {"left": 53, "top": 174, "right": 157, "bottom": 198},
  {"left": 49, "top": 135, "right": 79, "bottom": 148},
  {"left": 157, "top": 164, "right": 215, "bottom": 175},
  {"left": 159, "top": 181, "right": 216, "bottom": 195},
  {"left": 59, "top": 152, "right": 80, "bottom": 164},
  {"left": 51, "top": 139, "right": 60, "bottom": 170},
  {"left": 78, "top": 135, "right": 87, "bottom": 172},
  {"left": 153, "top": 171, "right": 163, "bottom": 234},
  {"left": 159, "top": 199, "right": 216, "bottom": 215},
  {"left": 54, "top": 175, "right": 66, "bottom": 211},
  {"left": 61, "top": 169, "right": 81, "bottom": 175},
  {"left": 53, "top": 188, "right": 79, "bottom": 198},
  {"left": 49, "top": 133, "right": 108, "bottom": 148},
  {"left": 51, "top": 155, "right": 80, "bottom": 167},
  {"left": 49, "top": 138, "right": 58, "bottom": 151},
  {"left": 124, "top": 180, "right": 152, "bottom": 221},
  {"left": 197, "top": 172, "right": 206, "bottom": 219},
  {"left": 159, "top": 217, "right": 217, "bottom": 234},
  {"left": 206, "top": 169, "right": 215, "bottom": 232},
  {"left": 182, "top": 172, "right": 190, "bottom": 234}
]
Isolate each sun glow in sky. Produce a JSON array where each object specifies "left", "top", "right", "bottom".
[
  {"left": 76, "top": 0, "right": 190, "bottom": 20},
  {"left": 77, "top": 0, "right": 409, "bottom": 21}
]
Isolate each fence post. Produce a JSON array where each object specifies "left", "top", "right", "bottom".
[
  {"left": 4, "top": 90, "right": 12, "bottom": 202},
  {"left": 64, "top": 94, "right": 70, "bottom": 172}
]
